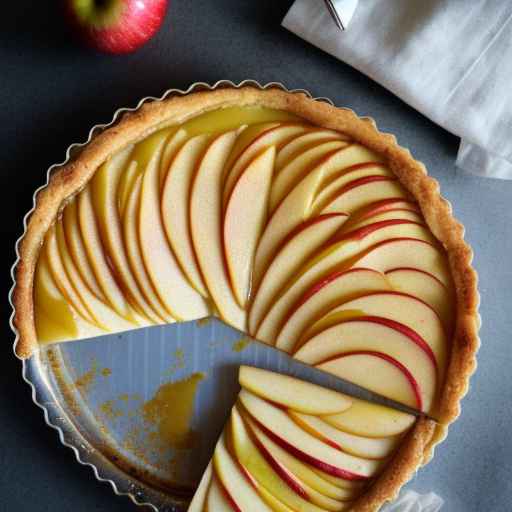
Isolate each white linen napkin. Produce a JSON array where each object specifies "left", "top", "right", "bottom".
[{"left": 283, "top": 0, "right": 512, "bottom": 179}]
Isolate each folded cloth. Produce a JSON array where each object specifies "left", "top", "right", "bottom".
[{"left": 283, "top": 0, "right": 512, "bottom": 179}]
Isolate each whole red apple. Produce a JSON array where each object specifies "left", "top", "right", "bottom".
[{"left": 63, "top": 0, "right": 169, "bottom": 55}]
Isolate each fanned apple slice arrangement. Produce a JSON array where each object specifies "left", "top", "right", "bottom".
[
  {"left": 21, "top": 100, "right": 472, "bottom": 511},
  {"left": 34, "top": 112, "right": 453, "bottom": 415},
  {"left": 188, "top": 366, "right": 433, "bottom": 512}
]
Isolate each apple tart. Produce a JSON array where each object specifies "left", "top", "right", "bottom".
[{"left": 13, "top": 86, "right": 479, "bottom": 510}]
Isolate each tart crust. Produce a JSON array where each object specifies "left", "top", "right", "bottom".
[{"left": 12, "top": 85, "right": 479, "bottom": 511}]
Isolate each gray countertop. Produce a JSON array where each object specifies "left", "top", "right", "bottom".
[{"left": 1, "top": 2, "right": 511, "bottom": 511}]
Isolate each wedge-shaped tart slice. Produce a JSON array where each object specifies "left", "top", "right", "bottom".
[{"left": 188, "top": 366, "right": 435, "bottom": 512}]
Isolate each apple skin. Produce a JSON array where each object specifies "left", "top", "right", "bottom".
[{"left": 63, "top": 0, "right": 169, "bottom": 55}]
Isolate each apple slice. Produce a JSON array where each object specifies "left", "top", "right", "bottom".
[
  {"left": 348, "top": 198, "right": 420, "bottom": 222},
  {"left": 161, "top": 134, "right": 211, "bottom": 297},
  {"left": 139, "top": 131, "right": 209, "bottom": 321},
  {"left": 222, "top": 123, "right": 308, "bottom": 207},
  {"left": 243, "top": 414, "right": 360, "bottom": 500},
  {"left": 274, "top": 269, "right": 390, "bottom": 352},
  {"left": 90, "top": 145, "right": 165, "bottom": 323},
  {"left": 77, "top": 187, "right": 133, "bottom": 320},
  {"left": 117, "top": 159, "right": 140, "bottom": 217},
  {"left": 221, "top": 122, "right": 279, "bottom": 172},
  {"left": 317, "top": 177, "right": 409, "bottom": 215},
  {"left": 213, "top": 432, "right": 272, "bottom": 512},
  {"left": 190, "top": 130, "right": 245, "bottom": 329},
  {"left": 347, "top": 209, "right": 423, "bottom": 231},
  {"left": 318, "top": 352, "right": 422, "bottom": 410},
  {"left": 123, "top": 175, "right": 175, "bottom": 324},
  {"left": 188, "top": 463, "right": 212, "bottom": 512},
  {"left": 275, "top": 130, "right": 349, "bottom": 170},
  {"left": 256, "top": 485, "right": 297, "bottom": 512},
  {"left": 386, "top": 267, "right": 454, "bottom": 331},
  {"left": 239, "top": 366, "right": 352, "bottom": 415},
  {"left": 62, "top": 199, "right": 104, "bottom": 301},
  {"left": 355, "top": 238, "right": 452, "bottom": 287},
  {"left": 207, "top": 474, "right": 239, "bottom": 512},
  {"left": 224, "top": 147, "right": 275, "bottom": 308},
  {"left": 44, "top": 225, "right": 97, "bottom": 325},
  {"left": 249, "top": 213, "right": 348, "bottom": 337},
  {"left": 288, "top": 411, "right": 400, "bottom": 460},
  {"left": 238, "top": 390, "right": 379, "bottom": 479},
  {"left": 294, "top": 317, "right": 437, "bottom": 412},
  {"left": 316, "top": 291, "right": 448, "bottom": 377},
  {"left": 313, "top": 164, "right": 392, "bottom": 210},
  {"left": 270, "top": 140, "right": 349, "bottom": 212},
  {"left": 231, "top": 406, "right": 346, "bottom": 512},
  {"left": 251, "top": 159, "right": 328, "bottom": 289},
  {"left": 322, "top": 399, "right": 415, "bottom": 439}
]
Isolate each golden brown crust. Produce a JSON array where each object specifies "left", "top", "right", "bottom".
[
  {"left": 12, "top": 85, "right": 480, "bottom": 506},
  {"left": 351, "top": 418, "right": 436, "bottom": 512}
]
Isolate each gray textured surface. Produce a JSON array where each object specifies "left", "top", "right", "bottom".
[{"left": 1, "top": 1, "right": 511, "bottom": 511}]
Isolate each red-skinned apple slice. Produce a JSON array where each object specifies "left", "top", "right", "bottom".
[
  {"left": 386, "top": 267, "right": 454, "bottom": 331},
  {"left": 213, "top": 432, "right": 272, "bottom": 512},
  {"left": 256, "top": 485, "right": 297, "bottom": 512},
  {"left": 223, "top": 123, "right": 308, "bottom": 207},
  {"left": 288, "top": 411, "right": 400, "bottom": 460},
  {"left": 77, "top": 187, "right": 133, "bottom": 320},
  {"left": 275, "top": 268, "right": 390, "bottom": 352},
  {"left": 238, "top": 390, "right": 379, "bottom": 480},
  {"left": 139, "top": 131, "right": 209, "bottom": 321},
  {"left": 252, "top": 157, "right": 329, "bottom": 287},
  {"left": 231, "top": 406, "right": 346, "bottom": 512},
  {"left": 275, "top": 130, "right": 349, "bottom": 170},
  {"left": 221, "top": 122, "right": 279, "bottom": 173},
  {"left": 188, "top": 463, "right": 212, "bottom": 512},
  {"left": 355, "top": 238, "right": 452, "bottom": 286},
  {"left": 347, "top": 209, "right": 423, "bottom": 231},
  {"left": 314, "top": 291, "right": 448, "bottom": 377},
  {"left": 256, "top": 222, "right": 435, "bottom": 347},
  {"left": 294, "top": 317, "right": 437, "bottom": 412},
  {"left": 190, "top": 131, "right": 245, "bottom": 329},
  {"left": 230, "top": 407, "right": 344, "bottom": 512},
  {"left": 318, "top": 352, "right": 423, "bottom": 410},
  {"left": 317, "top": 177, "right": 409, "bottom": 215},
  {"left": 249, "top": 213, "right": 348, "bottom": 336},
  {"left": 322, "top": 399, "right": 416, "bottom": 439},
  {"left": 342, "top": 198, "right": 419, "bottom": 226},
  {"left": 270, "top": 140, "right": 349, "bottom": 212},
  {"left": 161, "top": 134, "right": 211, "bottom": 297},
  {"left": 239, "top": 365, "right": 352, "bottom": 415},
  {"left": 207, "top": 474, "right": 240, "bottom": 512},
  {"left": 224, "top": 147, "right": 276, "bottom": 308},
  {"left": 242, "top": 413, "right": 361, "bottom": 500},
  {"left": 314, "top": 163, "right": 392, "bottom": 209},
  {"left": 123, "top": 176, "right": 174, "bottom": 323}
]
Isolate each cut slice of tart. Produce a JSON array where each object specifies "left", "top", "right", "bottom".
[
  {"left": 12, "top": 86, "right": 479, "bottom": 510},
  {"left": 187, "top": 366, "right": 435, "bottom": 512}
]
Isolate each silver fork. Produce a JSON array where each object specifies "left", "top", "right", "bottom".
[{"left": 323, "top": 0, "right": 359, "bottom": 30}]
